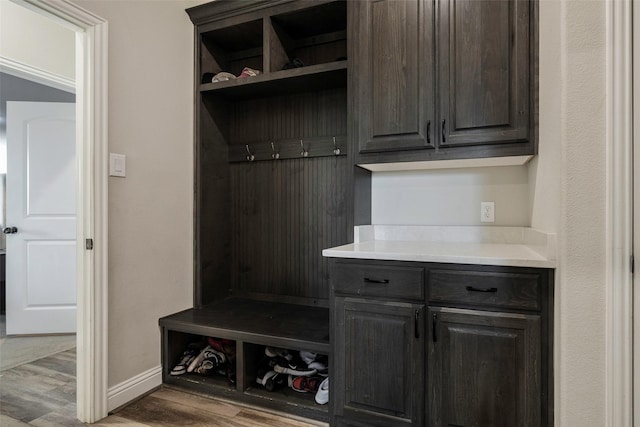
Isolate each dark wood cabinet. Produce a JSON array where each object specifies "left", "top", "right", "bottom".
[
  {"left": 438, "top": 0, "right": 530, "bottom": 148},
  {"left": 330, "top": 259, "right": 553, "bottom": 427},
  {"left": 352, "top": 0, "right": 536, "bottom": 164},
  {"left": 428, "top": 307, "right": 541, "bottom": 427},
  {"left": 333, "top": 297, "right": 425, "bottom": 426},
  {"left": 351, "top": 0, "right": 435, "bottom": 153}
]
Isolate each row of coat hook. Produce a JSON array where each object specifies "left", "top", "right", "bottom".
[{"left": 243, "top": 136, "right": 342, "bottom": 162}]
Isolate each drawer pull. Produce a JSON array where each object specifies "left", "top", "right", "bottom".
[
  {"left": 466, "top": 286, "right": 498, "bottom": 293},
  {"left": 363, "top": 278, "right": 390, "bottom": 285},
  {"left": 415, "top": 309, "right": 420, "bottom": 339}
]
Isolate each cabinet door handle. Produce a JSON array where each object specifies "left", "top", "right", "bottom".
[
  {"left": 363, "top": 278, "right": 389, "bottom": 285},
  {"left": 466, "top": 286, "right": 498, "bottom": 293},
  {"left": 441, "top": 119, "right": 446, "bottom": 143},
  {"left": 427, "top": 120, "right": 431, "bottom": 145},
  {"left": 415, "top": 309, "right": 420, "bottom": 339},
  {"left": 432, "top": 312, "right": 438, "bottom": 342}
]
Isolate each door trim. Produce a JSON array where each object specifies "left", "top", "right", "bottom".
[
  {"left": 0, "top": 56, "right": 75, "bottom": 93},
  {"left": 8, "top": 0, "right": 109, "bottom": 422},
  {"left": 605, "top": 0, "right": 633, "bottom": 425}
]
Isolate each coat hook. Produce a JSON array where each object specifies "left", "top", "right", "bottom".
[
  {"left": 245, "top": 144, "right": 255, "bottom": 161},
  {"left": 271, "top": 142, "right": 280, "bottom": 160},
  {"left": 300, "top": 140, "right": 308, "bottom": 157},
  {"left": 332, "top": 136, "right": 341, "bottom": 156}
]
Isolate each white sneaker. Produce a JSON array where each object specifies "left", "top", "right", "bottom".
[{"left": 315, "top": 377, "right": 329, "bottom": 405}]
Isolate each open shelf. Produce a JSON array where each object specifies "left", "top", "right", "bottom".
[{"left": 200, "top": 60, "right": 347, "bottom": 100}]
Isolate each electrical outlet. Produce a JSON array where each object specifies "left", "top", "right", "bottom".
[{"left": 481, "top": 201, "right": 495, "bottom": 223}]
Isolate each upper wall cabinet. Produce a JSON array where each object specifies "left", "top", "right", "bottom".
[
  {"left": 351, "top": 0, "right": 536, "bottom": 165},
  {"left": 351, "top": 0, "right": 435, "bottom": 153}
]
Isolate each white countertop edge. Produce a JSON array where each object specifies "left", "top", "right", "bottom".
[
  {"left": 322, "top": 244, "right": 556, "bottom": 269},
  {"left": 327, "top": 226, "right": 557, "bottom": 268}
]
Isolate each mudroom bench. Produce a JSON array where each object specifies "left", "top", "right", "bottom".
[{"left": 159, "top": 298, "right": 330, "bottom": 421}]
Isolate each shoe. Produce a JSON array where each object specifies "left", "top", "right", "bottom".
[
  {"left": 265, "top": 346, "right": 293, "bottom": 361},
  {"left": 170, "top": 344, "right": 200, "bottom": 376},
  {"left": 272, "top": 357, "right": 317, "bottom": 376},
  {"left": 237, "top": 67, "right": 261, "bottom": 78},
  {"left": 211, "top": 71, "right": 236, "bottom": 83},
  {"left": 315, "top": 377, "right": 329, "bottom": 405},
  {"left": 308, "top": 360, "right": 328, "bottom": 377},
  {"left": 299, "top": 350, "right": 316, "bottom": 365},
  {"left": 256, "top": 368, "right": 278, "bottom": 386},
  {"left": 282, "top": 58, "right": 304, "bottom": 70},
  {"left": 193, "top": 347, "right": 226, "bottom": 375},
  {"left": 289, "top": 375, "right": 323, "bottom": 393},
  {"left": 207, "top": 337, "right": 236, "bottom": 359}
]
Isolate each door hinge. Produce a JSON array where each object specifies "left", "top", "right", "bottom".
[
  {"left": 631, "top": 254, "right": 635, "bottom": 274},
  {"left": 86, "top": 238, "right": 94, "bottom": 250}
]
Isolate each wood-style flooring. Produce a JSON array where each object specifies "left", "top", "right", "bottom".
[{"left": 0, "top": 348, "right": 324, "bottom": 426}]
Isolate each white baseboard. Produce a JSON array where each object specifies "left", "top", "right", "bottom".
[{"left": 107, "top": 365, "right": 162, "bottom": 412}]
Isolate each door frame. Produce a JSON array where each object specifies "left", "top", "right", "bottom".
[
  {"left": 606, "top": 0, "right": 634, "bottom": 426},
  {"left": 633, "top": 2, "right": 639, "bottom": 424},
  {"left": 5, "top": 0, "right": 109, "bottom": 422}
]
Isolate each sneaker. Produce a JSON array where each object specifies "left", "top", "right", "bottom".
[
  {"left": 299, "top": 350, "right": 317, "bottom": 365},
  {"left": 193, "top": 347, "right": 226, "bottom": 375},
  {"left": 282, "top": 58, "right": 305, "bottom": 70},
  {"left": 289, "top": 375, "right": 323, "bottom": 393},
  {"left": 308, "top": 360, "right": 328, "bottom": 377},
  {"left": 169, "top": 344, "right": 201, "bottom": 376},
  {"left": 207, "top": 337, "right": 236, "bottom": 359},
  {"left": 256, "top": 368, "right": 278, "bottom": 386},
  {"left": 237, "top": 67, "right": 261, "bottom": 78},
  {"left": 273, "top": 359, "right": 317, "bottom": 376},
  {"left": 315, "top": 377, "right": 329, "bottom": 405},
  {"left": 211, "top": 71, "right": 236, "bottom": 83},
  {"left": 265, "top": 346, "right": 293, "bottom": 361}
]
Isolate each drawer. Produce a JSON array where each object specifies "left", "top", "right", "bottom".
[
  {"left": 428, "top": 269, "right": 541, "bottom": 311},
  {"left": 332, "top": 262, "right": 424, "bottom": 300}
]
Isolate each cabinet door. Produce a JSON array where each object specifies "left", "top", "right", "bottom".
[
  {"left": 351, "top": 0, "right": 435, "bottom": 153},
  {"left": 438, "top": 0, "right": 530, "bottom": 147},
  {"left": 333, "top": 297, "right": 425, "bottom": 426},
  {"left": 428, "top": 307, "right": 541, "bottom": 427}
]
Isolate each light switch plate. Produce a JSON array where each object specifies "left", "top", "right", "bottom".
[{"left": 109, "top": 153, "right": 126, "bottom": 177}]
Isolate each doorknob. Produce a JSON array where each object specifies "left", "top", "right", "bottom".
[{"left": 2, "top": 226, "right": 17, "bottom": 234}]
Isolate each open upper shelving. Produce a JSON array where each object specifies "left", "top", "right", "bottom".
[{"left": 200, "top": 60, "right": 347, "bottom": 100}]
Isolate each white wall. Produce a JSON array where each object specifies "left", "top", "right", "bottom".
[
  {"left": 552, "top": 0, "right": 607, "bottom": 424},
  {"left": 73, "top": 0, "right": 200, "bottom": 389},
  {"left": 0, "top": 0, "right": 75, "bottom": 80},
  {"left": 372, "top": 166, "right": 530, "bottom": 226}
]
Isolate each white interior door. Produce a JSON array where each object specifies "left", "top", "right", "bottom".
[{"left": 5, "top": 101, "right": 76, "bottom": 335}]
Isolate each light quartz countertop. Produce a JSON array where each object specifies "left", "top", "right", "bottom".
[{"left": 322, "top": 225, "right": 556, "bottom": 269}]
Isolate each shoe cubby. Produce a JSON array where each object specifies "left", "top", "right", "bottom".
[
  {"left": 243, "top": 344, "right": 330, "bottom": 414},
  {"left": 162, "top": 331, "right": 237, "bottom": 393},
  {"left": 200, "top": 18, "right": 264, "bottom": 80},
  {"left": 268, "top": 1, "right": 347, "bottom": 72},
  {"left": 160, "top": 299, "right": 330, "bottom": 421},
  {"left": 196, "top": 1, "right": 347, "bottom": 99}
]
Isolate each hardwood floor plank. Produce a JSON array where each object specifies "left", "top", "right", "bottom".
[
  {"left": 114, "top": 395, "right": 242, "bottom": 427},
  {"left": 150, "top": 388, "right": 242, "bottom": 418},
  {"left": 0, "top": 413, "right": 31, "bottom": 426},
  {"left": 90, "top": 415, "right": 149, "bottom": 426}
]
